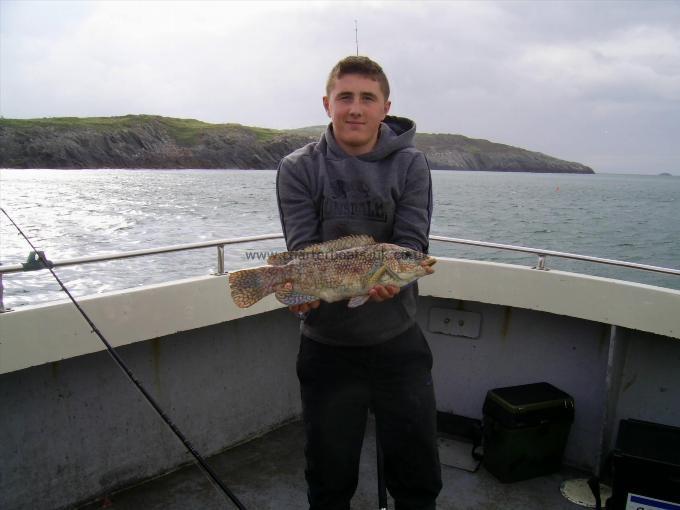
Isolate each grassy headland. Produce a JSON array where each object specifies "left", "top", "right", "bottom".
[{"left": 0, "top": 115, "right": 594, "bottom": 173}]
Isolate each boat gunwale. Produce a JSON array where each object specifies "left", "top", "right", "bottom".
[{"left": 1, "top": 255, "right": 678, "bottom": 375}]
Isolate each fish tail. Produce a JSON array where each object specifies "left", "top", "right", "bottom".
[{"left": 228, "top": 266, "right": 283, "bottom": 308}]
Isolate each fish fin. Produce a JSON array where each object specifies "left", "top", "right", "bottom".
[
  {"left": 267, "top": 235, "right": 376, "bottom": 266},
  {"left": 228, "top": 266, "right": 283, "bottom": 308},
  {"left": 305, "top": 235, "right": 376, "bottom": 253},
  {"left": 267, "top": 248, "right": 321, "bottom": 266},
  {"left": 347, "top": 295, "right": 370, "bottom": 308},
  {"left": 368, "top": 264, "right": 388, "bottom": 286},
  {"left": 267, "top": 252, "right": 297, "bottom": 265},
  {"left": 274, "top": 288, "right": 319, "bottom": 306},
  {"left": 384, "top": 266, "right": 403, "bottom": 281}
]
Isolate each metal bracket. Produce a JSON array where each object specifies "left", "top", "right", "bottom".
[
  {"left": 428, "top": 308, "right": 482, "bottom": 338},
  {"left": 22, "top": 251, "right": 54, "bottom": 271}
]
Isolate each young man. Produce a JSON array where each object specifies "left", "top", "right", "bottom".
[{"left": 276, "top": 56, "right": 441, "bottom": 510}]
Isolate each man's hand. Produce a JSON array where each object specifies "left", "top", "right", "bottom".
[
  {"left": 368, "top": 284, "right": 400, "bottom": 302},
  {"left": 289, "top": 300, "right": 320, "bottom": 315},
  {"left": 423, "top": 260, "right": 435, "bottom": 275}
]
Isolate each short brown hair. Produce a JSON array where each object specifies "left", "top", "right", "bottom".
[{"left": 326, "top": 56, "right": 390, "bottom": 100}]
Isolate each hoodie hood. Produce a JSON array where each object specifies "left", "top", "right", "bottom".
[{"left": 324, "top": 115, "right": 417, "bottom": 162}]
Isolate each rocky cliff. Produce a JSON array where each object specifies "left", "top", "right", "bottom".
[
  {"left": 0, "top": 115, "right": 594, "bottom": 173},
  {"left": 416, "top": 133, "right": 593, "bottom": 173}
]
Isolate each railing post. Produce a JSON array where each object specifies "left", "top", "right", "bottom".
[
  {"left": 216, "top": 244, "right": 225, "bottom": 274},
  {"left": 536, "top": 254, "right": 547, "bottom": 270},
  {"left": 0, "top": 271, "right": 8, "bottom": 312}
]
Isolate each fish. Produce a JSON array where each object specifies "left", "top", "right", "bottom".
[{"left": 228, "top": 235, "right": 436, "bottom": 308}]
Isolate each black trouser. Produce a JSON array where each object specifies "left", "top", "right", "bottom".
[{"left": 297, "top": 324, "right": 442, "bottom": 510}]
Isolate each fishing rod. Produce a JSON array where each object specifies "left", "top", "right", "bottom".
[{"left": 0, "top": 207, "right": 247, "bottom": 510}]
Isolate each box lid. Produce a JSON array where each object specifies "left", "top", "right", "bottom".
[
  {"left": 615, "top": 419, "right": 680, "bottom": 466},
  {"left": 486, "top": 382, "right": 574, "bottom": 415}
]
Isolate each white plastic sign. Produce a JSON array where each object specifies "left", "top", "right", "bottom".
[{"left": 626, "top": 493, "right": 680, "bottom": 510}]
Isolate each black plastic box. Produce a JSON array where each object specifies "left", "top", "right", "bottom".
[
  {"left": 607, "top": 419, "right": 680, "bottom": 510},
  {"left": 482, "top": 382, "right": 574, "bottom": 482}
]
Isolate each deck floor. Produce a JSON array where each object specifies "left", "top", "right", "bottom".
[{"left": 78, "top": 419, "right": 587, "bottom": 509}]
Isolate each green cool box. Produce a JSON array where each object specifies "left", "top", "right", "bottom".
[{"left": 482, "top": 382, "right": 575, "bottom": 483}]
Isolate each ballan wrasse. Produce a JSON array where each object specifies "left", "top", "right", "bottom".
[{"left": 228, "top": 235, "right": 436, "bottom": 308}]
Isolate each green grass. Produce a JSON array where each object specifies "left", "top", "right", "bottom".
[
  {"left": 0, "top": 114, "right": 152, "bottom": 128},
  {"left": 0, "top": 114, "right": 287, "bottom": 145},
  {"left": 155, "top": 116, "right": 216, "bottom": 145},
  {"left": 249, "top": 126, "right": 281, "bottom": 142}
]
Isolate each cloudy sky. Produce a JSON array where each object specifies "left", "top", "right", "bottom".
[{"left": 1, "top": 0, "right": 678, "bottom": 174}]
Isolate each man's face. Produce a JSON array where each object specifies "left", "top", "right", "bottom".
[{"left": 323, "top": 73, "right": 391, "bottom": 156}]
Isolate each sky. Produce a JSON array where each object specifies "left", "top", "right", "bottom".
[{"left": 1, "top": 0, "right": 678, "bottom": 174}]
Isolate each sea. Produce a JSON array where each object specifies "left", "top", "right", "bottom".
[{"left": 1, "top": 169, "right": 678, "bottom": 309}]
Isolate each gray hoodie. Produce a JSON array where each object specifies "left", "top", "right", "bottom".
[{"left": 276, "top": 115, "right": 433, "bottom": 346}]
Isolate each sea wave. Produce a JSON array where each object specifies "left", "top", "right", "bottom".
[{"left": 1, "top": 169, "right": 679, "bottom": 308}]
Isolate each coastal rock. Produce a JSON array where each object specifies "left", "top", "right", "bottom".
[
  {"left": 416, "top": 133, "right": 593, "bottom": 173},
  {"left": 0, "top": 115, "right": 594, "bottom": 173}
]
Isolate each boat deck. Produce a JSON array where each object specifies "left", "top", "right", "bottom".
[{"left": 78, "top": 418, "right": 586, "bottom": 510}]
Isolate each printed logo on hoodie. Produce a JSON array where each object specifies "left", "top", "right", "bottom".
[{"left": 323, "top": 178, "right": 389, "bottom": 222}]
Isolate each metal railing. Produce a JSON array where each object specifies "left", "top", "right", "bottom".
[
  {"left": 429, "top": 235, "right": 680, "bottom": 276},
  {"left": 1, "top": 233, "right": 678, "bottom": 311},
  {"left": 0, "top": 233, "right": 285, "bottom": 276},
  {"left": 2, "top": 233, "right": 678, "bottom": 276}
]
